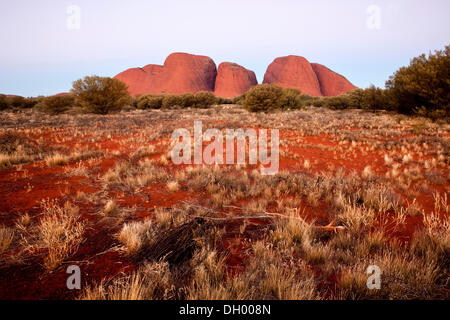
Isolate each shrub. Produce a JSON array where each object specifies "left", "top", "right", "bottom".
[
  {"left": 243, "top": 84, "right": 304, "bottom": 112},
  {"left": 161, "top": 92, "right": 218, "bottom": 109},
  {"left": 360, "top": 85, "right": 390, "bottom": 111},
  {"left": 137, "top": 95, "right": 164, "bottom": 109},
  {"left": 192, "top": 91, "right": 217, "bottom": 108},
  {"left": 322, "top": 95, "right": 352, "bottom": 110},
  {"left": 386, "top": 45, "right": 449, "bottom": 117},
  {"left": 162, "top": 95, "right": 184, "bottom": 109},
  {"left": 36, "top": 95, "right": 76, "bottom": 114},
  {"left": 232, "top": 94, "right": 246, "bottom": 105},
  {"left": 71, "top": 76, "right": 131, "bottom": 114},
  {"left": 243, "top": 84, "right": 283, "bottom": 112},
  {"left": 3, "top": 96, "right": 39, "bottom": 109},
  {"left": 216, "top": 97, "right": 233, "bottom": 105},
  {"left": 279, "top": 88, "right": 304, "bottom": 110},
  {"left": 0, "top": 95, "right": 8, "bottom": 110}
]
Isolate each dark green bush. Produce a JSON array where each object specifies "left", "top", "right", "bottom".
[
  {"left": 243, "top": 84, "right": 283, "bottom": 112},
  {"left": 216, "top": 97, "right": 233, "bottom": 104},
  {"left": 278, "top": 88, "right": 304, "bottom": 110},
  {"left": 36, "top": 95, "right": 76, "bottom": 114},
  {"left": 359, "top": 85, "right": 390, "bottom": 111},
  {"left": 137, "top": 95, "right": 164, "bottom": 109},
  {"left": 160, "top": 92, "right": 218, "bottom": 109},
  {"left": 322, "top": 95, "right": 352, "bottom": 110},
  {"left": 242, "top": 84, "right": 304, "bottom": 112},
  {"left": 0, "top": 95, "right": 8, "bottom": 110},
  {"left": 386, "top": 45, "right": 449, "bottom": 117},
  {"left": 71, "top": 76, "right": 131, "bottom": 114},
  {"left": 162, "top": 95, "right": 184, "bottom": 109},
  {"left": 192, "top": 91, "right": 217, "bottom": 108}
]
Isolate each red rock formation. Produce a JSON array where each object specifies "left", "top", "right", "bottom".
[
  {"left": 114, "top": 65, "right": 162, "bottom": 97},
  {"left": 214, "top": 62, "right": 257, "bottom": 98},
  {"left": 115, "top": 53, "right": 216, "bottom": 96},
  {"left": 311, "top": 63, "right": 357, "bottom": 96},
  {"left": 114, "top": 52, "right": 357, "bottom": 97},
  {"left": 149, "top": 53, "right": 217, "bottom": 95},
  {"left": 263, "top": 55, "right": 322, "bottom": 96}
]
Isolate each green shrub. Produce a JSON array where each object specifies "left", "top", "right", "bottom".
[
  {"left": 243, "top": 84, "right": 283, "bottom": 112},
  {"left": 4, "top": 96, "right": 38, "bottom": 109},
  {"left": 71, "top": 76, "right": 131, "bottom": 114},
  {"left": 0, "top": 95, "right": 8, "bottom": 110},
  {"left": 36, "top": 95, "right": 76, "bottom": 114},
  {"left": 216, "top": 97, "right": 233, "bottom": 104},
  {"left": 162, "top": 95, "right": 184, "bottom": 109},
  {"left": 192, "top": 91, "right": 217, "bottom": 108},
  {"left": 137, "top": 95, "right": 164, "bottom": 109},
  {"left": 179, "top": 93, "right": 196, "bottom": 108},
  {"left": 242, "top": 84, "right": 304, "bottom": 112},
  {"left": 386, "top": 45, "right": 449, "bottom": 117},
  {"left": 322, "top": 95, "right": 352, "bottom": 110},
  {"left": 232, "top": 94, "right": 246, "bottom": 105},
  {"left": 278, "top": 88, "right": 304, "bottom": 110},
  {"left": 360, "top": 85, "right": 390, "bottom": 111}
]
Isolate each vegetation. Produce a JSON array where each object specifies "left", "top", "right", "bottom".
[
  {"left": 0, "top": 106, "right": 448, "bottom": 299},
  {"left": 71, "top": 76, "right": 131, "bottom": 114},
  {"left": 308, "top": 45, "right": 449, "bottom": 120},
  {"left": 136, "top": 91, "right": 222, "bottom": 110},
  {"left": 242, "top": 84, "right": 304, "bottom": 112},
  {"left": 386, "top": 45, "right": 449, "bottom": 118},
  {"left": 36, "top": 95, "right": 76, "bottom": 114}
]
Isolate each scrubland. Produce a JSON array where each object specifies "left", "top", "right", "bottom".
[{"left": 0, "top": 105, "right": 448, "bottom": 300}]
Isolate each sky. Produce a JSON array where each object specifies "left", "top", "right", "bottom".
[{"left": 0, "top": 0, "right": 449, "bottom": 97}]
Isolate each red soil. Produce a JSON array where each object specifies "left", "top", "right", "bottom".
[{"left": 0, "top": 126, "right": 447, "bottom": 299}]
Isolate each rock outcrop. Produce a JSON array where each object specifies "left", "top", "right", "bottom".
[
  {"left": 114, "top": 64, "right": 163, "bottom": 97},
  {"left": 263, "top": 55, "right": 356, "bottom": 96},
  {"left": 311, "top": 63, "right": 357, "bottom": 96},
  {"left": 151, "top": 53, "right": 217, "bottom": 95},
  {"left": 115, "top": 52, "right": 357, "bottom": 97},
  {"left": 263, "top": 55, "right": 322, "bottom": 96},
  {"left": 214, "top": 62, "right": 257, "bottom": 98}
]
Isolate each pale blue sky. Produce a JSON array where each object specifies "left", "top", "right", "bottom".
[{"left": 0, "top": 0, "right": 448, "bottom": 97}]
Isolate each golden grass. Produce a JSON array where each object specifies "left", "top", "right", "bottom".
[
  {"left": 35, "top": 200, "right": 84, "bottom": 271},
  {"left": 0, "top": 227, "right": 14, "bottom": 253}
]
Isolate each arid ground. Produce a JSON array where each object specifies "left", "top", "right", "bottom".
[{"left": 0, "top": 106, "right": 448, "bottom": 300}]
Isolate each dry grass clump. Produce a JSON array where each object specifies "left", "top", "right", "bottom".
[
  {"left": 102, "top": 159, "right": 169, "bottom": 190},
  {"left": 103, "top": 199, "right": 117, "bottom": 216},
  {"left": 80, "top": 261, "right": 175, "bottom": 300},
  {"left": 227, "top": 242, "right": 320, "bottom": 300},
  {"left": 117, "top": 220, "right": 155, "bottom": 256},
  {"left": 0, "top": 132, "right": 44, "bottom": 168},
  {"left": 45, "top": 153, "right": 69, "bottom": 167},
  {"left": 32, "top": 200, "right": 85, "bottom": 271},
  {"left": 0, "top": 227, "right": 14, "bottom": 253}
]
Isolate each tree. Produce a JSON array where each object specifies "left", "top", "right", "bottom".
[
  {"left": 386, "top": 45, "right": 449, "bottom": 116},
  {"left": 71, "top": 76, "right": 131, "bottom": 114}
]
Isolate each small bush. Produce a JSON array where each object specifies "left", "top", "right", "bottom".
[
  {"left": 243, "top": 84, "right": 304, "bottom": 112},
  {"left": 0, "top": 95, "right": 8, "bottom": 110},
  {"left": 279, "top": 88, "right": 304, "bottom": 110},
  {"left": 359, "top": 85, "right": 390, "bottom": 111},
  {"left": 71, "top": 76, "right": 131, "bottom": 114},
  {"left": 243, "top": 84, "right": 283, "bottom": 112},
  {"left": 162, "top": 95, "right": 184, "bottom": 109},
  {"left": 161, "top": 92, "right": 218, "bottom": 109},
  {"left": 192, "top": 91, "right": 217, "bottom": 108},
  {"left": 36, "top": 95, "right": 76, "bottom": 114},
  {"left": 322, "top": 95, "right": 352, "bottom": 110},
  {"left": 137, "top": 95, "right": 164, "bottom": 109}
]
